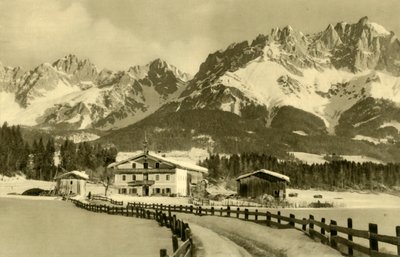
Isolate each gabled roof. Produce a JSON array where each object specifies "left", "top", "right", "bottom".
[
  {"left": 56, "top": 170, "right": 89, "bottom": 180},
  {"left": 107, "top": 152, "right": 208, "bottom": 174},
  {"left": 236, "top": 169, "right": 290, "bottom": 183}
]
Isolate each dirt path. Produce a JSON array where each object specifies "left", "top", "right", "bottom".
[{"left": 175, "top": 213, "right": 342, "bottom": 257}]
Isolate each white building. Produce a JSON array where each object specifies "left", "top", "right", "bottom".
[
  {"left": 55, "top": 171, "right": 89, "bottom": 196},
  {"left": 107, "top": 151, "right": 208, "bottom": 197}
]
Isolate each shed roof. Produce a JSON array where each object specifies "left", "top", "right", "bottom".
[
  {"left": 56, "top": 170, "right": 89, "bottom": 180},
  {"left": 236, "top": 169, "right": 290, "bottom": 183},
  {"left": 107, "top": 152, "right": 208, "bottom": 174}
]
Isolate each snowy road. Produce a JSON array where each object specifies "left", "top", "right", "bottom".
[
  {"left": 190, "top": 223, "right": 252, "bottom": 257},
  {"left": 175, "top": 213, "right": 342, "bottom": 257}
]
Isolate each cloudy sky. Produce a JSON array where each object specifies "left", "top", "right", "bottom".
[{"left": 1, "top": 0, "right": 400, "bottom": 74}]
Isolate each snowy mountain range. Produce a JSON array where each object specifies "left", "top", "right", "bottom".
[
  {"left": 172, "top": 16, "right": 400, "bottom": 141},
  {"left": 0, "top": 56, "right": 190, "bottom": 130},
  {"left": 2, "top": 16, "right": 400, "bottom": 149}
]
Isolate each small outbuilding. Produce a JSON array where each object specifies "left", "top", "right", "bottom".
[
  {"left": 236, "top": 169, "right": 290, "bottom": 199},
  {"left": 55, "top": 171, "right": 89, "bottom": 196}
]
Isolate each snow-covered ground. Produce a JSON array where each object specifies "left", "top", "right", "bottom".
[
  {"left": 352, "top": 135, "right": 389, "bottom": 145},
  {"left": 286, "top": 188, "right": 400, "bottom": 208},
  {"left": 290, "top": 151, "right": 383, "bottom": 164},
  {"left": 0, "top": 175, "right": 55, "bottom": 196}
]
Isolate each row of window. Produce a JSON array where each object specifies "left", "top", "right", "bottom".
[
  {"left": 119, "top": 188, "right": 137, "bottom": 194},
  {"left": 121, "top": 174, "right": 170, "bottom": 181},
  {"left": 118, "top": 188, "right": 171, "bottom": 195},
  {"left": 131, "top": 162, "right": 160, "bottom": 169}
]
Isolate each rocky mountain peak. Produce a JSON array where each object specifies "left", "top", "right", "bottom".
[
  {"left": 52, "top": 54, "right": 98, "bottom": 83},
  {"left": 357, "top": 16, "right": 369, "bottom": 26}
]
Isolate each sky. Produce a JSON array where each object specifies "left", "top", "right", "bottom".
[{"left": 1, "top": 0, "right": 400, "bottom": 75}]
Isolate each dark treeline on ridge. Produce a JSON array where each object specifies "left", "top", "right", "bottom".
[
  {"left": 202, "top": 153, "right": 400, "bottom": 191},
  {"left": 0, "top": 122, "right": 117, "bottom": 181}
]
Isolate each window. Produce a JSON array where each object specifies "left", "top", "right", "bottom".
[
  {"left": 132, "top": 163, "right": 136, "bottom": 169},
  {"left": 144, "top": 162, "right": 148, "bottom": 169},
  {"left": 132, "top": 175, "right": 136, "bottom": 181},
  {"left": 121, "top": 188, "right": 127, "bottom": 194},
  {"left": 166, "top": 174, "right": 170, "bottom": 181},
  {"left": 155, "top": 174, "right": 159, "bottom": 181},
  {"left": 161, "top": 188, "right": 165, "bottom": 194},
  {"left": 129, "top": 188, "right": 137, "bottom": 194},
  {"left": 155, "top": 162, "right": 160, "bottom": 168},
  {"left": 122, "top": 175, "right": 126, "bottom": 181},
  {"left": 166, "top": 188, "right": 171, "bottom": 194},
  {"left": 155, "top": 188, "right": 160, "bottom": 194}
]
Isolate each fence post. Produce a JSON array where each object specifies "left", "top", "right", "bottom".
[
  {"left": 179, "top": 205, "right": 182, "bottom": 212},
  {"left": 369, "top": 223, "right": 379, "bottom": 254},
  {"left": 184, "top": 227, "right": 191, "bottom": 241},
  {"left": 289, "top": 214, "right": 295, "bottom": 227},
  {"left": 199, "top": 206, "right": 202, "bottom": 216},
  {"left": 277, "top": 211, "right": 281, "bottom": 224},
  {"left": 396, "top": 226, "right": 400, "bottom": 256},
  {"left": 160, "top": 249, "right": 167, "bottom": 257},
  {"left": 330, "top": 220, "right": 337, "bottom": 249},
  {"left": 321, "top": 218, "right": 326, "bottom": 235},
  {"left": 220, "top": 207, "right": 223, "bottom": 216},
  {"left": 347, "top": 218, "right": 353, "bottom": 256},
  {"left": 227, "top": 206, "right": 231, "bottom": 217},
  {"left": 211, "top": 207, "right": 214, "bottom": 215},
  {"left": 244, "top": 209, "right": 249, "bottom": 220},
  {"left": 180, "top": 222, "right": 185, "bottom": 241},
  {"left": 266, "top": 211, "right": 271, "bottom": 227},
  {"left": 255, "top": 209, "right": 258, "bottom": 221},
  {"left": 168, "top": 206, "right": 171, "bottom": 218},
  {"left": 302, "top": 218, "right": 307, "bottom": 231},
  {"left": 190, "top": 205, "right": 193, "bottom": 213},
  {"left": 172, "top": 235, "right": 179, "bottom": 252},
  {"left": 309, "top": 215, "right": 314, "bottom": 238},
  {"left": 237, "top": 208, "right": 240, "bottom": 219}
]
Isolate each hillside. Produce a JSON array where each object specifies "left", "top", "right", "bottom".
[{"left": 97, "top": 109, "right": 400, "bottom": 163}]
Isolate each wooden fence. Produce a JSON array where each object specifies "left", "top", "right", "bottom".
[
  {"left": 126, "top": 202, "right": 400, "bottom": 257},
  {"left": 70, "top": 198, "right": 193, "bottom": 257},
  {"left": 91, "top": 194, "right": 124, "bottom": 205}
]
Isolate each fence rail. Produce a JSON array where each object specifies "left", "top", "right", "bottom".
[{"left": 91, "top": 194, "right": 123, "bottom": 205}]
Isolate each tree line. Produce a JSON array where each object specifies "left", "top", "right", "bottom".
[
  {"left": 201, "top": 153, "right": 400, "bottom": 190},
  {"left": 0, "top": 122, "right": 117, "bottom": 181}
]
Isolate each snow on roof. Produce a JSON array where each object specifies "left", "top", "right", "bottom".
[
  {"left": 56, "top": 170, "right": 89, "bottom": 180},
  {"left": 107, "top": 152, "right": 208, "bottom": 174},
  {"left": 236, "top": 169, "right": 290, "bottom": 183}
]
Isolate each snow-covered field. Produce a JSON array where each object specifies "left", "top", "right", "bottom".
[
  {"left": 290, "top": 151, "right": 383, "bottom": 164},
  {"left": 0, "top": 198, "right": 172, "bottom": 257},
  {"left": 286, "top": 188, "right": 400, "bottom": 208}
]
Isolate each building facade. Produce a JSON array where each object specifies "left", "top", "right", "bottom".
[
  {"left": 236, "top": 169, "right": 290, "bottom": 199},
  {"left": 55, "top": 171, "right": 89, "bottom": 196},
  {"left": 107, "top": 152, "right": 208, "bottom": 197}
]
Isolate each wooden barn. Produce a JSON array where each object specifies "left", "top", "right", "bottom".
[
  {"left": 236, "top": 169, "right": 290, "bottom": 199},
  {"left": 55, "top": 171, "right": 89, "bottom": 196}
]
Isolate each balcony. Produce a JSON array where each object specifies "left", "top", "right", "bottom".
[{"left": 127, "top": 180, "right": 155, "bottom": 187}]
